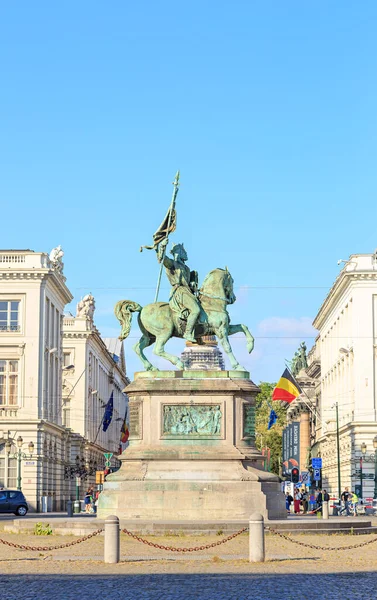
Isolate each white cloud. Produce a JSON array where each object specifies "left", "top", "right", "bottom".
[{"left": 257, "top": 316, "right": 316, "bottom": 338}]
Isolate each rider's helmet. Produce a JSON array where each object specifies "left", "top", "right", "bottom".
[{"left": 171, "top": 243, "right": 188, "bottom": 262}]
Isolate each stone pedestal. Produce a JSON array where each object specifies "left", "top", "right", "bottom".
[{"left": 97, "top": 371, "right": 286, "bottom": 521}]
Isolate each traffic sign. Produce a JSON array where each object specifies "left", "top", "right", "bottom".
[
  {"left": 104, "top": 452, "right": 113, "bottom": 467},
  {"left": 301, "top": 471, "right": 310, "bottom": 484},
  {"left": 312, "top": 458, "right": 322, "bottom": 469},
  {"left": 313, "top": 468, "right": 321, "bottom": 481}
]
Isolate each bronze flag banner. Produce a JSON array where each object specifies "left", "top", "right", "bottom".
[
  {"left": 140, "top": 204, "right": 177, "bottom": 252},
  {"left": 140, "top": 171, "right": 179, "bottom": 256}
]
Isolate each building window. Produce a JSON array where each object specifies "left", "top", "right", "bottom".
[
  {"left": 0, "top": 360, "right": 19, "bottom": 405},
  {"left": 63, "top": 352, "right": 72, "bottom": 368},
  {"left": 63, "top": 404, "right": 70, "bottom": 428},
  {"left": 0, "top": 444, "right": 4, "bottom": 488},
  {"left": 0, "top": 301, "right": 20, "bottom": 332},
  {"left": 7, "top": 457, "right": 17, "bottom": 488}
]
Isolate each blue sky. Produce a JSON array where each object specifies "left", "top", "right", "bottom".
[{"left": 1, "top": 2, "right": 377, "bottom": 381}]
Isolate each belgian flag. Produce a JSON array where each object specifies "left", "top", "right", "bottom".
[
  {"left": 272, "top": 368, "right": 302, "bottom": 403},
  {"left": 120, "top": 418, "right": 129, "bottom": 444}
]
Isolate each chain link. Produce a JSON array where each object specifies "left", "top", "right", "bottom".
[
  {"left": 0, "top": 528, "right": 104, "bottom": 552},
  {"left": 265, "top": 526, "right": 377, "bottom": 551},
  {"left": 121, "top": 527, "right": 247, "bottom": 552}
]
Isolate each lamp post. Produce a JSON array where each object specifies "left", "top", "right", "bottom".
[
  {"left": 5, "top": 436, "right": 35, "bottom": 491},
  {"left": 360, "top": 442, "right": 367, "bottom": 499},
  {"left": 334, "top": 403, "right": 341, "bottom": 501},
  {"left": 64, "top": 446, "right": 97, "bottom": 514}
]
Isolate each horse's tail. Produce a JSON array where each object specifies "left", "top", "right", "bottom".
[{"left": 114, "top": 300, "right": 142, "bottom": 341}]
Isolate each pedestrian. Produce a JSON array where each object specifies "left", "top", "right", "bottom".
[
  {"left": 323, "top": 489, "right": 330, "bottom": 502},
  {"left": 341, "top": 487, "right": 351, "bottom": 516},
  {"left": 84, "top": 488, "right": 92, "bottom": 513},
  {"left": 286, "top": 492, "right": 293, "bottom": 514},
  {"left": 316, "top": 489, "right": 323, "bottom": 513},
  {"left": 309, "top": 493, "right": 315, "bottom": 511},
  {"left": 294, "top": 489, "right": 301, "bottom": 514},
  {"left": 301, "top": 490, "right": 308, "bottom": 514}
]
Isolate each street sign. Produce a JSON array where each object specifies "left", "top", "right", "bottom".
[
  {"left": 312, "top": 458, "right": 322, "bottom": 469},
  {"left": 301, "top": 471, "right": 310, "bottom": 484},
  {"left": 313, "top": 468, "right": 321, "bottom": 481},
  {"left": 104, "top": 452, "right": 113, "bottom": 467}
]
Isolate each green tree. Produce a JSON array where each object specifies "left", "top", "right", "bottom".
[{"left": 255, "top": 382, "right": 287, "bottom": 476}]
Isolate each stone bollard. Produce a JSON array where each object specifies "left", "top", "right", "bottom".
[
  {"left": 322, "top": 501, "right": 329, "bottom": 520},
  {"left": 67, "top": 500, "right": 73, "bottom": 518},
  {"left": 104, "top": 515, "right": 120, "bottom": 564},
  {"left": 249, "top": 512, "right": 265, "bottom": 562}
]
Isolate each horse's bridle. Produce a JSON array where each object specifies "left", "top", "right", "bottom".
[{"left": 199, "top": 291, "right": 230, "bottom": 303}]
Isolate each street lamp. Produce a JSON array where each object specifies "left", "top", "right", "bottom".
[
  {"left": 5, "top": 436, "right": 35, "bottom": 491},
  {"left": 373, "top": 436, "right": 377, "bottom": 499},
  {"left": 360, "top": 442, "right": 367, "bottom": 499}
]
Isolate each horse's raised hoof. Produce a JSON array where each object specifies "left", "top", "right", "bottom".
[{"left": 247, "top": 343, "right": 254, "bottom": 354}]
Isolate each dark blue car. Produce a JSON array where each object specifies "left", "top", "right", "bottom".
[{"left": 0, "top": 489, "right": 28, "bottom": 516}]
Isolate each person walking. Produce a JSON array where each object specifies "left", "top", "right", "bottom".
[
  {"left": 351, "top": 490, "right": 358, "bottom": 516},
  {"left": 341, "top": 487, "right": 351, "bottom": 516},
  {"left": 84, "top": 488, "right": 93, "bottom": 513},
  {"left": 316, "top": 489, "right": 323, "bottom": 513},
  {"left": 301, "top": 490, "right": 308, "bottom": 514}
]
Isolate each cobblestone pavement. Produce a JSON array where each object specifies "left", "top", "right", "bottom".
[
  {"left": 2, "top": 572, "right": 377, "bottom": 600},
  {"left": 1, "top": 530, "right": 377, "bottom": 599}
]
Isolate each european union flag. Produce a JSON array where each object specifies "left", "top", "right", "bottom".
[
  {"left": 102, "top": 391, "right": 114, "bottom": 432},
  {"left": 267, "top": 409, "right": 278, "bottom": 430}
]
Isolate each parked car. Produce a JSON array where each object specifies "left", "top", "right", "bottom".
[{"left": 0, "top": 489, "right": 28, "bottom": 516}]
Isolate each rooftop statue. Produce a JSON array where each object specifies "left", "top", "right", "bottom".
[
  {"left": 291, "top": 341, "right": 308, "bottom": 377},
  {"left": 115, "top": 172, "right": 254, "bottom": 371},
  {"left": 76, "top": 294, "right": 95, "bottom": 320},
  {"left": 49, "top": 245, "right": 64, "bottom": 273}
]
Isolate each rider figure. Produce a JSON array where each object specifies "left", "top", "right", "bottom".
[{"left": 158, "top": 241, "right": 200, "bottom": 343}]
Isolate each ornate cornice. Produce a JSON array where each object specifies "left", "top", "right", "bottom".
[
  {"left": 0, "top": 271, "right": 47, "bottom": 281},
  {"left": 313, "top": 269, "right": 377, "bottom": 329},
  {"left": 0, "top": 269, "right": 73, "bottom": 305}
]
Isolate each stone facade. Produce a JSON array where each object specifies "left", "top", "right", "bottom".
[
  {"left": 310, "top": 252, "right": 377, "bottom": 497},
  {"left": 62, "top": 313, "right": 129, "bottom": 500},
  {"left": 0, "top": 248, "right": 129, "bottom": 512},
  {"left": 0, "top": 249, "right": 72, "bottom": 510}
]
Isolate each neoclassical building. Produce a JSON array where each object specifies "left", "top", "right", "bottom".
[
  {"left": 62, "top": 300, "right": 128, "bottom": 501},
  {"left": 284, "top": 252, "right": 377, "bottom": 498},
  {"left": 181, "top": 336, "right": 225, "bottom": 370},
  {"left": 0, "top": 248, "right": 128, "bottom": 511},
  {"left": 310, "top": 252, "right": 377, "bottom": 497},
  {"left": 0, "top": 248, "right": 72, "bottom": 510}
]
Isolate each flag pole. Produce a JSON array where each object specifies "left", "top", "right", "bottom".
[{"left": 154, "top": 171, "right": 180, "bottom": 303}]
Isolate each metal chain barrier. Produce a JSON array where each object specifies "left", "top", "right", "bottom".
[
  {"left": 121, "top": 527, "right": 247, "bottom": 552},
  {"left": 0, "top": 528, "right": 103, "bottom": 552},
  {"left": 265, "top": 526, "right": 377, "bottom": 551}
]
